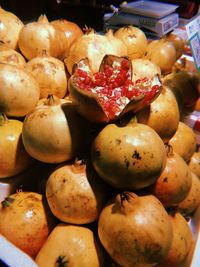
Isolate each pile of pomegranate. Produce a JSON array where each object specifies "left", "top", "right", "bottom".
[{"left": 0, "top": 7, "right": 200, "bottom": 267}]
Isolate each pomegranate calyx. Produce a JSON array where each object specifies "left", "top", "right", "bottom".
[
  {"left": 82, "top": 26, "right": 96, "bottom": 35},
  {"left": 44, "top": 94, "right": 62, "bottom": 106},
  {"left": 116, "top": 192, "right": 139, "bottom": 215},
  {"left": 1, "top": 196, "right": 15, "bottom": 208},
  {"left": 165, "top": 144, "right": 174, "bottom": 157},
  {"left": 72, "top": 158, "right": 86, "bottom": 173},
  {"left": 37, "top": 14, "right": 49, "bottom": 23},
  {"left": 0, "top": 113, "right": 9, "bottom": 126}
]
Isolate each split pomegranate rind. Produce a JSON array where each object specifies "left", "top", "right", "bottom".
[{"left": 68, "top": 55, "right": 162, "bottom": 123}]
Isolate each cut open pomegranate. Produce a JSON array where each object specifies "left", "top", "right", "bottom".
[{"left": 69, "top": 55, "right": 162, "bottom": 123}]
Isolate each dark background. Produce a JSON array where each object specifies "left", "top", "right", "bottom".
[{"left": 0, "top": 0, "right": 199, "bottom": 31}]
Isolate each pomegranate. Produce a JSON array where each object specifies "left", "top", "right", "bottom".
[
  {"left": 18, "top": 15, "right": 68, "bottom": 60},
  {"left": 46, "top": 159, "right": 107, "bottom": 224},
  {"left": 98, "top": 192, "right": 173, "bottom": 267},
  {"left": 0, "top": 44, "right": 26, "bottom": 68},
  {"left": 105, "top": 29, "right": 127, "bottom": 57},
  {"left": 144, "top": 39, "right": 177, "bottom": 74},
  {"left": 0, "top": 63, "right": 40, "bottom": 117},
  {"left": 0, "top": 114, "right": 33, "bottom": 178},
  {"left": 26, "top": 55, "right": 68, "bottom": 99},
  {"left": 165, "top": 33, "right": 185, "bottom": 60},
  {"left": 50, "top": 19, "right": 83, "bottom": 49},
  {"left": 114, "top": 25, "right": 148, "bottom": 59},
  {"left": 157, "top": 212, "right": 193, "bottom": 267},
  {"left": 65, "top": 28, "right": 127, "bottom": 75},
  {"left": 188, "top": 150, "right": 200, "bottom": 178},
  {"left": 163, "top": 59, "right": 200, "bottom": 108},
  {"left": 177, "top": 172, "right": 200, "bottom": 215},
  {"left": 136, "top": 87, "right": 180, "bottom": 143},
  {"left": 36, "top": 223, "right": 104, "bottom": 267},
  {"left": 22, "top": 96, "right": 91, "bottom": 164},
  {"left": 131, "top": 58, "right": 161, "bottom": 83},
  {"left": 91, "top": 123, "right": 167, "bottom": 189},
  {"left": 0, "top": 7, "right": 24, "bottom": 50},
  {"left": 161, "top": 77, "right": 184, "bottom": 113},
  {"left": 153, "top": 148, "right": 192, "bottom": 207},
  {"left": 168, "top": 122, "right": 197, "bottom": 162},
  {"left": 0, "top": 191, "right": 56, "bottom": 257},
  {"left": 68, "top": 55, "right": 162, "bottom": 123}
]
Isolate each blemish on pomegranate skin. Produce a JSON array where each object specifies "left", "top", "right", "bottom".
[
  {"left": 132, "top": 150, "right": 141, "bottom": 160},
  {"left": 163, "top": 177, "right": 168, "bottom": 183},
  {"left": 128, "top": 34, "right": 136, "bottom": 38},
  {"left": 115, "top": 139, "right": 121, "bottom": 145},
  {"left": 39, "top": 113, "right": 47, "bottom": 118}
]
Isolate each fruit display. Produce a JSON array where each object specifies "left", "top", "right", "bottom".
[{"left": 0, "top": 7, "right": 200, "bottom": 267}]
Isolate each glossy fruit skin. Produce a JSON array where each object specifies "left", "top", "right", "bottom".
[
  {"left": 157, "top": 212, "right": 193, "bottom": 267},
  {"left": 188, "top": 151, "right": 200, "bottom": 178},
  {"left": 18, "top": 15, "right": 68, "bottom": 60},
  {"left": 0, "top": 44, "right": 26, "bottom": 68},
  {"left": 0, "top": 7, "right": 24, "bottom": 50},
  {"left": 91, "top": 123, "right": 167, "bottom": 189},
  {"left": 26, "top": 56, "right": 68, "bottom": 99},
  {"left": 165, "top": 33, "right": 185, "bottom": 60},
  {"left": 0, "top": 191, "right": 55, "bottom": 257},
  {"left": 46, "top": 160, "right": 106, "bottom": 224},
  {"left": 131, "top": 58, "right": 161, "bottom": 83},
  {"left": 0, "top": 63, "right": 40, "bottom": 117},
  {"left": 22, "top": 100, "right": 91, "bottom": 164},
  {"left": 98, "top": 193, "right": 173, "bottom": 267},
  {"left": 144, "top": 39, "right": 177, "bottom": 74},
  {"left": 114, "top": 25, "right": 147, "bottom": 59},
  {"left": 0, "top": 117, "right": 33, "bottom": 178},
  {"left": 51, "top": 19, "right": 83, "bottom": 49},
  {"left": 163, "top": 69, "right": 200, "bottom": 108},
  {"left": 168, "top": 122, "right": 197, "bottom": 162},
  {"left": 136, "top": 87, "right": 180, "bottom": 143},
  {"left": 35, "top": 223, "right": 103, "bottom": 267},
  {"left": 153, "top": 151, "right": 192, "bottom": 207},
  {"left": 177, "top": 172, "right": 200, "bottom": 215}
]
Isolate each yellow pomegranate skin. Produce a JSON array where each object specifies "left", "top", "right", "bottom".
[
  {"left": 98, "top": 192, "right": 173, "bottom": 267},
  {"left": 0, "top": 116, "right": 33, "bottom": 178},
  {"left": 0, "top": 191, "right": 55, "bottom": 257}
]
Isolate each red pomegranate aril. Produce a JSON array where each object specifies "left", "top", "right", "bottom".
[
  {"left": 124, "top": 80, "right": 133, "bottom": 87},
  {"left": 104, "top": 65, "right": 113, "bottom": 77},
  {"left": 143, "top": 85, "right": 160, "bottom": 105},
  {"left": 121, "top": 59, "right": 130, "bottom": 70},
  {"left": 119, "top": 69, "right": 128, "bottom": 80},
  {"left": 108, "top": 84, "right": 113, "bottom": 91},
  {"left": 101, "top": 88, "right": 109, "bottom": 94},
  {"left": 84, "top": 76, "right": 93, "bottom": 85},
  {"left": 121, "top": 86, "right": 128, "bottom": 97},
  {"left": 115, "top": 76, "right": 123, "bottom": 87},
  {"left": 76, "top": 69, "right": 88, "bottom": 78}
]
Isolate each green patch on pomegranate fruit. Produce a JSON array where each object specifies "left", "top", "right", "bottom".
[{"left": 68, "top": 55, "right": 162, "bottom": 123}]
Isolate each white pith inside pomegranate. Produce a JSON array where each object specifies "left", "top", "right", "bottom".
[{"left": 69, "top": 55, "right": 162, "bottom": 122}]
